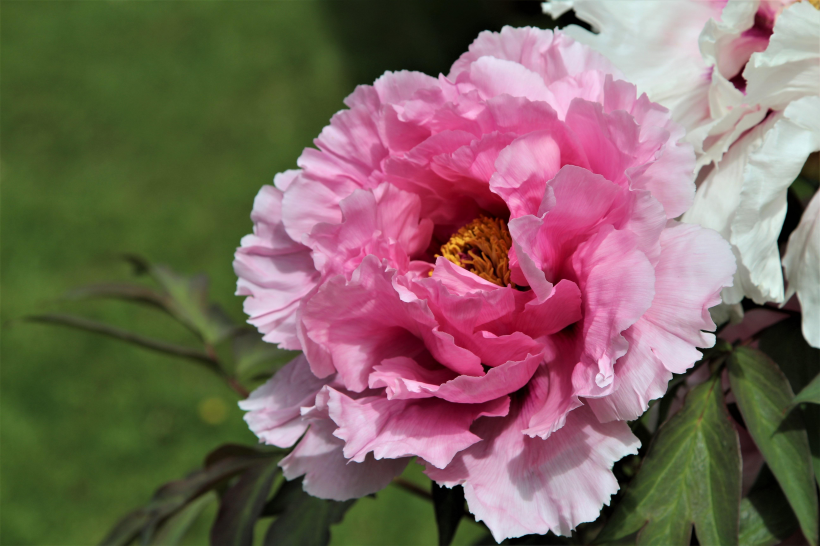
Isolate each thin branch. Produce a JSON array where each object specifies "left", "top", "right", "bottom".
[
  {"left": 25, "top": 313, "right": 221, "bottom": 372},
  {"left": 227, "top": 377, "right": 250, "bottom": 399},
  {"left": 25, "top": 313, "right": 252, "bottom": 398}
]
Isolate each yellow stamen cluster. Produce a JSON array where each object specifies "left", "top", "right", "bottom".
[
  {"left": 437, "top": 215, "right": 513, "bottom": 287},
  {"left": 806, "top": 0, "right": 820, "bottom": 10}
]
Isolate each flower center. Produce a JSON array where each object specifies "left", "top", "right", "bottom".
[
  {"left": 438, "top": 215, "right": 512, "bottom": 287},
  {"left": 807, "top": 0, "right": 820, "bottom": 9}
]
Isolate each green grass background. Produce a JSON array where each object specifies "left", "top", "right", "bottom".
[{"left": 0, "top": 2, "right": 550, "bottom": 544}]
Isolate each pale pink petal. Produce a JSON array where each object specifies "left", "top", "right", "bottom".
[
  {"left": 417, "top": 278, "right": 543, "bottom": 366},
  {"left": 490, "top": 131, "right": 564, "bottom": 218},
  {"left": 479, "top": 279, "right": 582, "bottom": 340},
  {"left": 239, "top": 355, "right": 332, "bottom": 447},
  {"left": 460, "top": 56, "right": 554, "bottom": 103},
  {"left": 450, "top": 26, "right": 617, "bottom": 87},
  {"left": 372, "top": 70, "right": 440, "bottom": 104},
  {"left": 280, "top": 173, "right": 359, "bottom": 244},
  {"left": 586, "top": 326, "right": 672, "bottom": 422},
  {"left": 430, "top": 257, "right": 503, "bottom": 295},
  {"left": 543, "top": 0, "right": 718, "bottom": 128},
  {"left": 426, "top": 393, "right": 639, "bottom": 541},
  {"left": 234, "top": 184, "right": 320, "bottom": 350},
  {"left": 635, "top": 221, "right": 736, "bottom": 374},
  {"left": 280, "top": 419, "right": 409, "bottom": 501},
  {"left": 314, "top": 102, "right": 387, "bottom": 180},
  {"left": 570, "top": 227, "right": 656, "bottom": 394}
]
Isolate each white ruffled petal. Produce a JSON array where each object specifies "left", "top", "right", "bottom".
[
  {"left": 745, "top": 1, "right": 820, "bottom": 111},
  {"left": 731, "top": 96, "right": 820, "bottom": 305},
  {"left": 783, "top": 188, "right": 820, "bottom": 348}
]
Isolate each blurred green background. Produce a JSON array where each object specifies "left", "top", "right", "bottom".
[{"left": 0, "top": 2, "right": 554, "bottom": 544}]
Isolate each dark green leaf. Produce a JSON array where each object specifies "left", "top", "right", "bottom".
[
  {"left": 100, "top": 512, "right": 153, "bottom": 546},
  {"left": 803, "top": 403, "right": 820, "bottom": 487},
  {"left": 507, "top": 533, "right": 570, "bottom": 545},
  {"left": 210, "top": 458, "right": 280, "bottom": 546},
  {"left": 100, "top": 446, "right": 275, "bottom": 545},
  {"left": 728, "top": 347, "right": 818, "bottom": 546},
  {"left": 597, "top": 376, "right": 741, "bottom": 546},
  {"left": 26, "top": 313, "right": 221, "bottom": 373},
  {"left": 150, "top": 492, "right": 215, "bottom": 546},
  {"left": 205, "top": 444, "right": 282, "bottom": 468},
  {"left": 263, "top": 479, "right": 354, "bottom": 546},
  {"left": 758, "top": 316, "right": 820, "bottom": 394},
  {"left": 739, "top": 479, "right": 798, "bottom": 546},
  {"left": 758, "top": 316, "right": 820, "bottom": 486},
  {"left": 791, "top": 372, "right": 820, "bottom": 408},
  {"left": 432, "top": 483, "right": 464, "bottom": 546},
  {"left": 232, "top": 329, "right": 297, "bottom": 380}
]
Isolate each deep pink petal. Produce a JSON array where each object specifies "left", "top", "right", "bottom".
[
  {"left": 368, "top": 356, "right": 457, "bottom": 400},
  {"left": 301, "top": 256, "right": 484, "bottom": 388}
]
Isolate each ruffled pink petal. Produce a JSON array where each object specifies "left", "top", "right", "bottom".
[
  {"left": 307, "top": 184, "right": 433, "bottom": 277},
  {"left": 384, "top": 132, "right": 491, "bottom": 230},
  {"left": 570, "top": 226, "right": 656, "bottom": 394},
  {"left": 434, "top": 352, "right": 544, "bottom": 404},
  {"left": 234, "top": 184, "right": 320, "bottom": 350},
  {"left": 522, "top": 337, "right": 583, "bottom": 439},
  {"left": 280, "top": 418, "right": 409, "bottom": 501},
  {"left": 300, "top": 256, "right": 484, "bottom": 388},
  {"left": 370, "top": 352, "right": 545, "bottom": 406},
  {"left": 633, "top": 221, "right": 736, "bottom": 374},
  {"left": 239, "top": 355, "right": 332, "bottom": 447},
  {"left": 508, "top": 165, "right": 664, "bottom": 286},
  {"left": 478, "top": 279, "right": 582, "bottom": 340},
  {"left": 328, "top": 388, "right": 510, "bottom": 469},
  {"left": 426, "top": 386, "right": 639, "bottom": 541},
  {"left": 460, "top": 56, "right": 554, "bottom": 103},
  {"left": 450, "top": 26, "right": 616, "bottom": 88},
  {"left": 369, "top": 356, "right": 457, "bottom": 400},
  {"left": 585, "top": 326, "right": 672, "bottom": 422},
  {"left": 313, "top": 101, "right": 388, "bottom": 181},
  {"left": 280, "top": 173, "right": 360, "bottom": 244},
  {"left": 417, "top": 278, "right": 543, "bottom": 366},
  {"left": 490, "top": 131, "right": 564, "bottom": 218},
  {"left": 372, "top": 70, "right": 440, "bottom": 105},
  {"left": 430, "top": 258, "right": 503, "bottom": 295},
  {"left": 563, "top": 99, "right": 642, "bottom": 189}
]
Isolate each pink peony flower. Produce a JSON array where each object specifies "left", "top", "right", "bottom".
[{"left": 235, "top": 27, "right": 736, "bottom": 540}]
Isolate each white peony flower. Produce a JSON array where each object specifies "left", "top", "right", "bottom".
[{"left": 544, "top": 0, "right": 820, "bottom": 346}]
